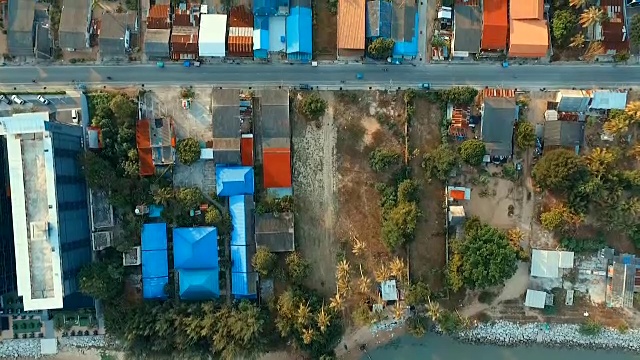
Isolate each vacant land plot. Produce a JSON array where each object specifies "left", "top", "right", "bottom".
[
  {"left": 291, "top": 92, "right": 338, "bottom": 296},
  {"left": 409, "top": 97, "right": 446, "bottom": 289},
  {"left": 312, "top": 0, "right": 337, "bottom": 60}
]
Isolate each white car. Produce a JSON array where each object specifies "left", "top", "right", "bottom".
[
  {"left": 11, "top": 95, "right": 25, "bottom": 105},
  {"left": 37, "top": 95, "right": 49, "bottom": 105}
]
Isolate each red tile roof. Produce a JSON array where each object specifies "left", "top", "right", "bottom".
[
  {"left": 263, "top": 148, "right": 292, "bottom": 189},
  {"left": 482, "top": 0, "right": 508, "bottom": 50}
]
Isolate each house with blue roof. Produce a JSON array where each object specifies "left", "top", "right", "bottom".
[
  {"left": 391, "top": 3, "right": 419, "bottom": 59},
  {"left": 216, "top": 166, "right": 255, "bottom": 196},
  {"left": 228, "top": 195, "right": 258, "bottom": 299},
  {"left": 141, "top": 223, "right": 169, "bottom": 300},
  {"left": 254, "top": 16, "right": 270, "bottom": 59},
  {"left": 173, "top": 226, "right": 221, "bottom": 300},
  {"left": 286, "top": 6, "right": 312, "bottom": 61}
]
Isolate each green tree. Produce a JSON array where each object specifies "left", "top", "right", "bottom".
[
  {"left": 397, "top": 179, "right": 419, "bottom": 203},
  {"left": 422, "top": 144, "right": 458, "bottom": 181},
  {"left": 449, "top": 223, "right": 518, "bottom": 290},
  {"left": 299, "top": 93, "right": 327, "bottom": 120},
  {"left": 252, "top": 247, "right": 277, "bottom": 278},
  {"left": 540, "top": 204, "right": 583, "bottom": 232},
  {"left": 211, "top": 301, "right": 267, "bottom": 359},
  {"left": 459, "top": 139, "right": 486, "bottom": 166},
  {"left": 176, "top": 138, "right": 201, "bottom": 165},
  {"left": 286, "top": 252, "right": 310, "bottom": 284},
  {"left": 109, "top": 94, "right": 137, "bottom": 123},
  {"left": 367, "top": 38, "right": 395, "bottom": 59},
  {"left": 532, "top": 149, "right": 585, "bottom": 191},
  {"left": 552, "top": 10, "right": 579, "bottom": 46},
  {"left": 204, "top": 207, "right": 222, "bottom": 225},
  {"left": 405, "top": 281, "right": 432, "bottom": 307},
  {"left": 369, "top": 148, "right": 401, "bottom": 172},
  {"left": 78, "top": 261, "right": 124, "bottom": 301},
  {"left": 631, "top": 14, "right": 640, "bottom": 47},
  {"left": 382, "top": 201, "right": 421, "bottom": 249},
  {"left": 80, "top": 152, "right": 118, "bottom": 191},
  {"left": 515, "top": 121, "right": 536, "bottom": 149},
  {"left": 176, "top": 187, "right": 204, "bottom": 208},
  {"left": 406, "top": 315, "right": 428, "bottom": 337},
  {"left": 153, "top": 187, "right": 174, "bottom": 206},
  {"left": 440, "top": 87, "right": 478, "bottom": 106}
]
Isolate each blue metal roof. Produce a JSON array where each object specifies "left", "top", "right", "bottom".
[
  {"left": 286, "top": 7, "right": 312, "bottom": 59},
  {"left": 142, "top": 250, "right": 169, "bottom": 279},
  {"left": 231, "top": 272, "right": 258, "bottom": 298},
  {"left": 254, "top": 29, "right": 269, "bottom": 51},
  {"left": 254, "top": 0, "right": 277, "bottom": 16},
  {"left": 231, "top": 245, "right": 250, "bottom": 273},
  {"left": 143, "top": 276, "right": 168, "bottom": 299},
  {"left": 255, "top": 16, "right": 269, "bottom": 30},
  {"left": 173, "top": 227, "right": 219, "bottom": 270},
  {"left": 141, "top": 223, "right": 167, "bottom": 251},
  {"left": 178, "top": 269, "right": 220, "bottom": 300},
  {"left": 392, "top": 12, "right": 419, "bottom": 58},
  {"left": 149, "top": 205, "right": 164, "bottom": 218},
  {"left": 366, "top": 0, "right": 392, "bottom": 38},
  {"left": 216, "top": 166, "right": 255, "bottom": 196},
  {"left": 229, "top": 195, "right": 252, "bottom": 246}
]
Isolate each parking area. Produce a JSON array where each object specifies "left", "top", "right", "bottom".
[{"left": 0, "top": 94, "right": 81, "bottom": 116}]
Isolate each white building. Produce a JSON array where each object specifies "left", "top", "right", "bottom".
[
  {"left": 199, "top": 14, "right": 228, "bottom": 57},
  {"left": 530, "top": 249, "right": 575, "bottom": 278}
]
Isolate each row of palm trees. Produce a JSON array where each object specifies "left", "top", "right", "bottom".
[
  {"left": 602, "top": 101, "right": 640, "bottom": 137},
  {"left": 566, "top": 0, "right": 609, "bottom": 60}
]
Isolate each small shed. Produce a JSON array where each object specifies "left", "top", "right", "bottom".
[
  {"left": 448, "top": 205, "right": 465, "bottom": 226},
  {"left": 556, "top": 90, "right": 590, "bottom": 113},
  {"left": 530, "top": 249, "right": 574, "bottom": 278},
  {"left": 525, "top": 289, "right": 550, "bottom": 309},
  {"left": 447, "top": 186, "right": 471, "bottom": 201},
  {"left": 381, "top": 280, "right": 398, "bottom": 301},
  {"left": 543, "top": 121, "right": 584, "bottom": 148},
  {"left": 255, "top": 212, "right": 295, "bottom": 252},
  {"left": 40, "top": 338, "right": 58, "bottom": 355},
  {"left": 590, "top": 91, "right": 628, "bottom": 110}
]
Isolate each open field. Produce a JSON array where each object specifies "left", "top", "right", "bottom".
[{"left": 312, "top": 0, "right": 337, "bottom": 60}]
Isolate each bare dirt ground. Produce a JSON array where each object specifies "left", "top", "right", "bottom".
[
  {"left": 409, "top": 97, "right": 446, "bottom": 289},
  {"left": 312, "top": 0, "right": 337, "bottom": 60},
  {"left": 291, "top": 91, "right": 338, "bottom": 296}
]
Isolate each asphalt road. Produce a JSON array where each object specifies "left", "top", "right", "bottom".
[{"left": 2, "top": 63, "right": 640, "bottom": 89}]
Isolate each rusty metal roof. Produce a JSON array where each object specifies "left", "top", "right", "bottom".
[
  {"left": 483, "top": 88, "right": 515, "bottom": 98},
  {"left": 147, "top": 5, "right": 170, "bottom": 29}
]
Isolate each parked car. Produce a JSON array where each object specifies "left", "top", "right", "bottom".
[
  {"left": 37, "top": 95, "right": 49, "bottom": 105},
  {"left": 11, "top": 95, "right": 25, "bottom": 105},
  {"left": 71, "top": 109, "right": 79, "bottom": 123},
  {"left": 0, "top": 95, "right": 11, "bottom": 105}
]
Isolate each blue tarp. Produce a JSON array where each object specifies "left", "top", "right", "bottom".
[
  {"left": 230, "top": 245, "right": 250, "bottom": 273},
  {"left": 173, "top": 227, "right": 219, "bottom": 270},
  {"left": 286, "top": 6, "right": 312, "bottom": 61},
  {"left": 231, "top": 272, "right": 258, "bottom": 298},
  {"left": 229, "top": 195, "right": 249, "bottom": 246},
  {"left": 143, "top": 276, "right": 168, "bottom": 299},
  {"left": 366, "top": 0, "right": 392, "bottom": 38},
  {"left": 216, "top": 166, "right": 255, "bottom": 196},
  {"left": 392, "top": 12, "right": 419, "bottom": 58},
  {"left": 178, "top": 269, "right": 220, "bottom": 300},
  {"left": 141, "top": 223, "right": 167, "bottom": 251},
  {"left": 142, "top": 250, "right": 169, "bottom": 279}
]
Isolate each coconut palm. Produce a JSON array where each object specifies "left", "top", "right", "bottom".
[
  {"left": 628, "top": 144, "right": 640, "bottom": 160},
  {"left": 337, "top": 276, "right": 350, "bottom": 295},
  {"left": 603, "top": 114, "right": 630, "bottom": 136},
  {"left": 580, "top": 7, "right": 605, "bottom": 27},
  {"left": 358, "top": 275, "right": 372, "bottom": 294},
  {"left": 427, "top": 299, "right": 442, "bottom": 321},
  {"left": 570, "top": 0, "right": 588, "bottom": 7},
  {"left": 153, "top": 187, "right": 174, "bottom": 206},
  {"left": 374, "top": 263, "right": 391, "bottom": 283},
  {"left": 583, "top": 41, "right": 605, "bottom": 62},
  {"left": 296, "top": 302, "right": 311, "bottom": 326},
  {"left": 317, "top": 304, "right": 331, "bottom": 333},
  {"left": 301, "top": 328, "right": 315, "bottom": 344},
  {"left": 352, "top": 237, "right": 366, "bottom": 257},
  {"left": 569, "top": 33, "right": 586, "bottom": 48},
  {"left": 626, "top": 101, "right": 640, "bottom": 119},
  {"left": 586, "top": 147, "right": 618, "bottom": 178},
  {"left": 336, "top": 259, "right": 350, "bottom": 280},
  {"left": 329, "top": 293, "right": 345, "bottom": 311},
  {"left": 390, "top": 257, "right": 406, "bottom": 280}
]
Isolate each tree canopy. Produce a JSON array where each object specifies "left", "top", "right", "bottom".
[
  {"left": 540, "top": 204, "right": 583, "bottom": 232},
  {"left": 367, "top": 38, "right": 395, "bottom": 59},
  {"left": 515, "top": 121, "right": 536, "bottom": 149},
  {"left": 532, "top": 149, "right": 585, "bottom": 191},
  {"left": 369, "top": 148, "right": 401, "bottom": 172},
  {"left": 176, "top": 138, "right": 201, "bottom": 165},
  {"left": 439, "top": 87, "right": 478, "bottom": 106},
  {"left": 78, "top": 260, "right": 124, "bottom": 301},
  {"left": 299, "top": 93, "right": 327, "bottom": 120},
  {"left": 631, "top": 14, "right": 640, "bottom": 47},
  {"left": 552, "top": 10, "right": 579, "bottom": 46},
  {"left": 382, "top": 201, "right": 421, "bottom": 249},
  {"left": 285, "top": 252, "right": 310, "bottom": 284},
  {"left": 459, "top": 139, "right": 486, "bottom": 166},
  {"left": 448, "top": 221, "right": 518, "bottom": 290},
  {"left": 252, "top": 247, "right": 277, "bottom": 278},
  {"left": 422, "top": 144, "right": 458, "bottom": 181}
]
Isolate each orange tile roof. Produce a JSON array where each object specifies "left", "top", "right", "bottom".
[
  {"left": 450, "top": 189, "right": 466, "bottom": 200},
  {"left": 241, "top": 136, "right": 254, "bottom": 166},
  {"left": 337, "top": 0, "right": 365, "bottom": 50},
  {"left": 136, "top": 119, "right": 151, "bottom": 148},
  {"left": 482, "top": 0, "right": 508, "bottom": 50},
  {"left": 147, "top": 5, "right": 170, "bottom": 29},
  {"left": 263, "top": 148, "right": 292, "bottom": 189},
  {"left": 508, "top": 19, "right": 549, "bottom": 58},
  {"left": 510, "top": 0, "right": 543, "bottom": 20}
]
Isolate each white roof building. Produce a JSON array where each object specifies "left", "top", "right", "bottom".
[
  {"left": 199, "top": 14, "right": 227, "bottom": 57},
  {"left": 524, "top": 289, "right": 548, "bottom": 309},
  {"left": 530, "top": 249, "right": 575, "bottom": 278},
  {"left": 380, "top": 280, "right": 398, "bottom": 301}
]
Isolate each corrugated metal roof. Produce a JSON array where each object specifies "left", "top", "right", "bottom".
[
  {"left": 255, "top": 212, "right": 295, "bottom": 252},
  {"left": 456, "top": 0, "right": 479, "bottom": 5},
  {"left": 591, "top": 90, "right": 628, "bottom": 109},
  {"left": 453, "top": 5, "right": 481, "bottom": 53},
  {"left": 338, "top": 0, "right": 366, "bottom": 49},
  {"left": 230, "top": 195, "right": 254, "bottom": 246},
  {"left": 231, "top": 271, "right": 258, "bottom": 297},
  {"left": 230, "top": 6, "right": 253, "bottom": 27},
  {"left": 143, "top": 276, "right": 168, "bottom": 299},
  {"left": 228, "top": 27, "right": 253, "bottom": 55},
  {"left": 141, "top": 223, "right": 168, "bottom": 251},
  {"left": 240, "top": 135, "right": 254, "bottom": 166},
  {"left": 483, "top": 88, "right": 515, "bottom": 98},
  {"left": 173, "top": 227, "right": 219, "bottom": 270},
  {"left": 147, "top": 5, "right": 170, "bottom": 29},
  {"left": 139, "top": 148, "right": 154, "bottom": 175},
  {"left": 286, "top": 7, "right": 313, "bottom": 57},
  {"left": 510, "top": 0, "right": 543, "bottom": 20},
  {"left": 216, "top": 166, "right": 255, "bottom": 196},
  {"left": 263, "top": 148, "right": 292, "bottom": 189},
  {"left": 482, "top": 0, "right": 508, "bottom": 50},
  {"left": 602, "top": 21, "right": 629, "bottom": 52},
  {"left": 136, "top": 119, "right": 151, "bottom": 148},
  {"left": 142, "top": 250, "right": 169, "bottom": 278}
]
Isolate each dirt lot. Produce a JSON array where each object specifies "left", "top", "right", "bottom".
[
  {"left": 312, "top": 0, "right": 337, "bottom": 60},
  {"left": 409, "top": 97, "right": 446, "bottom": 289}
]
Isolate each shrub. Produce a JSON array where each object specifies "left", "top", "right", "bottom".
[
  {"left": 367, "top": 38, "right": 395, "bottom": 59},
  {"left": 176, "top": 138, "right": 201, "bottom": 165},
  {"left": 252, "top": 247, "right": 277, "bottom": 278},
  {"left": 369, "top": 148, "right": 400, "bottom": 172},
  {"left": 299, "top": 92, "right": 327, "bottom": 120},
  {"left": 579, "top": 319, "right": 602, "bottom": 336},
  {"left": 204, "top": 207, "right": 222, "bottom": 225},
  {"left": 459, "top": 139, "right": 486, "bottom": 166}
]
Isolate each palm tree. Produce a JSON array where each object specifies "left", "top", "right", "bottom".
[
  {"left": 329, "top": 293, "right": 345, "bottom": 312},
  {"left": 427, "top": 299, "right": 442, "bottom": 321},
  {"left": 336, "top": 259, "right": 350, "bottom": 280},
  {"left": 393, "top": 305, "right": 405, "bottom": 320},
  {"left": 296, "top": 302, "right": 311, "bottom": 326},
  {"left": 583, "top": 41, "right": 605, "bottom": 62},
  {"left": 337, "top": 276, "right": 350, "bottom": 295},
  {"left": 374, "top": 263, "right": 391, "bottom": 283},
  {"left": 358, "top": 275, "right": 372, "bottom": 294},
  {"left": 603, "top": 112, "right": 630, "bottom": 136},
  {"left": 316, "top": 305, "right": 331, "bottom": 333},
  {"left": 569, "top": 33, "right": 586, "bottom": 48},
  {"left": 352, "top": 237, "right": 366, "bottom": 257},
  {"left": 153, "top": 187, "right": 174, "bottom": 206},
  {"left": 580, "top": 7, "right": 605, "bottom": 27},
  {"left": 628, "top": 144, "right": 640, "bottom": 160},
  {"left": 626, "top": 101, "right": 640, "bottom": 119},
  {"left": 301, "top": 328, "right": 315, "bottom": 344},
  {"left": 570, "top": 0, "right": 588, "bottom": 7},
  {"left": 390, "top": 257, "right": 406, "bottom": 281},
  {"left": 586, "top": 147, "right": 617, "bottom": 178}
]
